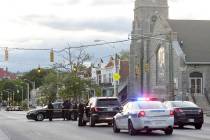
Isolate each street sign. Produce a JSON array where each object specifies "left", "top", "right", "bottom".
[{"left": 113, "top": 73, "right": 121, "bottom": 81}]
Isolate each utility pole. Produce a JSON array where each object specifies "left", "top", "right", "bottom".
[
  {"left": 169, "top": 32, "right": 174, "bottom": 100},
  {"left": 27, "top": 83, "right": 30, "bottom": 109},
  {"left": 140, "top": 29, "right": 144, "bottom": 96}
]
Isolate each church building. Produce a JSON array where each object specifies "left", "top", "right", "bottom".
[{"left": 128, "top": 0, "right": 210, "bottom": 109}]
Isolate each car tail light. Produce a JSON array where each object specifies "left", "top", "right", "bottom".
[
  {"left": 91, "top": 107, "right": 98, "bottom": 112},
  {"left": 174, "top": 108, "right": 184, "bottom": 113},
  {"left": 170, "top": 110, "right": 174, "bottom": 117},
  {"left": 138, "top": 111, "right": 145, "bottom": 117}
]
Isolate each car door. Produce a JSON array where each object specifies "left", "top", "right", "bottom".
[
  {"left": 53, "top": 103, "right": 63, "bottom": 118},
  {"left": 121, "top": 103, "right": 131, "bottom": 129}
]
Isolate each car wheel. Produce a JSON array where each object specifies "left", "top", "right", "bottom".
[
  {"left": 178, "top": 124, "right": 184, "bottom": 129},
  {"left": 195, "top": 124, "right": 202, "bottom": 129},
  {"left": 146, "top": 130, "right": 152, "bottom": 134},
  {"left": 36, "top": 113, "right": 44, "bottom": 121},
  {"left": 90, "top": 116, "right": 95, "bottom": 127},
  {"left": 108, "top": 122, "right": 112, "bottom": 126},
  {"left": 113, "top": 119, "right": 120, "bottom": 133},
  {"left": 164, "top": 127, "right": 173, "bottom": 135},
  {"left": 128, "top": 120, "right": 136, "bottom": 136}
]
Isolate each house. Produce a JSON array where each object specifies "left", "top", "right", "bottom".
[
  {"left": 92, "top": 57, "right": 129, "bottom": 97},
  {"left": 128, "top": 0, "right": 210, "bottom": 110},
  {"left": 0, "top": 68, "right": 16, "bottom": 80}
]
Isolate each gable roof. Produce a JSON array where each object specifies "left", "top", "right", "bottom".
[{"left": 168, "top": 20, "right": 210, "bottom": 63}]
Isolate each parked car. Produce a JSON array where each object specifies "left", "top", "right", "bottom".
[
  {"left": 26, "top": 102, "right": 66, "bottom": 121},
  {"left": 113, "top": 98, "right": 174, "bottom": 135},
  {"left": 78, "top": 97, "right": 120, "bottom": 127},
  {"left": 163, "top": 101, "right": 204, "bottom": 129}
]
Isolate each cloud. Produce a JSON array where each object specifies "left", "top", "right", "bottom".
[
  {"left": 91, "top": 0, "right": 131, "bottom": 6},
  {"left": 22, "top": 15, "right": 132, "bottom": 33}
]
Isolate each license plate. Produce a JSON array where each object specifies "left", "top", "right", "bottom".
[
  {"left": 154, "top": 121, "right": 165, "bottom": 125},
  {"left": 188, "top": 119, "right": 194, "bottom": 122}
]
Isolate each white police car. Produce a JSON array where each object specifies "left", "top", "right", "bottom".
[{"left": 113, "top": 98, "right": 174, "bottom": 135}]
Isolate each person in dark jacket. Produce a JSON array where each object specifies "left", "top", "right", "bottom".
[
  {"left": 62, "top": 100, "right": 68, "bottom": 120},
  {"left": 78, "top": 102, "right": 85, "bottom": 126},
  {"left": 47, "top": 101, "right": 54, "bottom": 121}
]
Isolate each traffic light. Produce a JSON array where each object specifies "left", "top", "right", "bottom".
[
  {"left": 50, "top": 49, "right": 54, "bottom": 62},
  {"left": 4, "top": 48, "right": 8, "bottom": 61},
  {"left": 144, "top": 63, "right": 150, "bottom": 72},
  {"left": 37, "top": 66, "right": 41, "bottom": 73}
]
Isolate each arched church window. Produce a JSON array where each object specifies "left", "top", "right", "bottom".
[{"left": 156, "top": 46, "right": 166, "bottom": 85}]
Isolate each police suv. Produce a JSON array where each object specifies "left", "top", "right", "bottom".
[{"left": 113, "top": 98, "right": 174, "bottom": 135}]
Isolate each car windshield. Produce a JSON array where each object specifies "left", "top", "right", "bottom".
[
  {"left": 171, "top": 101, "right": 198, "bottom": 108},
  {"left": 135, "top": 101, "right": 166, "bottom": 109},
  {"left": 97, "top": 99, "right": 120, "bottom": 107}
]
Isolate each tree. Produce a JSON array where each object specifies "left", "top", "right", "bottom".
[
  {"left": 119, "top": 49, "right": 129, "bottom": 60},
  {"left": 59, "top": 73, "right": 90, "bottom": 102}
]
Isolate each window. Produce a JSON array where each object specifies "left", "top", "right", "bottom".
[
  {"left": 103, "top": 74, "right": 107, "bottom": 83},
  {"left": 156, "top": 46, "right": 166, "bottom": 85},
  {"left": 109, "top": 73, "right": 113, "bottom": 83},
  {"left": 98, "top": 74, "right": 101, "bottom": 84}
]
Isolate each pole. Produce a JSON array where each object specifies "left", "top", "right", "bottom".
[
  {"left": 169, "top": 32, "right": 174, "bottom": 100},
  {"left": 13, "top": 91, "right": 14, "bottom": 106},
  {"left": 27, "top": 83, "right": 30, "bottom": 109},
  {"left": 21, "top": 86, "right": 24, "bottom": 107},
  {"left": 140, "top": 29, "right": 144, "bottom": 96},
  {"left": 114, "top": 53, "right": 117, "bottom": 97}
]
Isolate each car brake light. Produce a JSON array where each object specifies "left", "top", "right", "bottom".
[
  {"left": 138, "top": 111, "right": 145, "bottom": 117},
  {"left": 174, "top": 108, "right": 184, "bottom": 113},
  {"left": 170, "top": 110, "right": 174, "bottom": 117},
  {"left": 91, "top": 107, "right": 98, "bottom": 112}
]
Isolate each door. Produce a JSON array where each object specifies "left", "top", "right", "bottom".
[
  {"left": 53, "top": 103, "right": 63, "bottom": 118},
  {"left": 121, "top": 103, "right": 131, "bottom": 129},
  {"left": 190, "top": 78, "right": 202, "bottom": 95}
]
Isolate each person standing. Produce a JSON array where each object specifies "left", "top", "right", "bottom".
[{"left": 48, "top": 101, "right": 54, "bottom": 121}]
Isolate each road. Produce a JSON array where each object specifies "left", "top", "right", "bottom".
[{"left": 1, "top": 111, "right": 210, "bottom": 140}]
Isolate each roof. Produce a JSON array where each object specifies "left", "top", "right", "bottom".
[
  {"left": 168, "top": 20, "right": 210, "bottom": 63},
  {"left": 0, "top": 68, "right": 16, "bottom": 80}
]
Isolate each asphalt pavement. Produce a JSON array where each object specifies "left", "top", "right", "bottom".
[{"left": 1, "top": 111, "right": 210, "bottom": 140}]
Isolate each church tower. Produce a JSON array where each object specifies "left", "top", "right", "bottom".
[{"left": 128, "top": 0, "right": 169, "bottom": 98}]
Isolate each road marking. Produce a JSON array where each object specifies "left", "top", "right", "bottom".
[{"left": 0, "top": 129, "right": 10, "bottom": 140}]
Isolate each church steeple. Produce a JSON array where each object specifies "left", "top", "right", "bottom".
[{"left": 133, "top": 0, "right": 168, "bottom": 32}]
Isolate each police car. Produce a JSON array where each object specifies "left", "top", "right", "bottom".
[{"left": 113, "top": 98, "right": 174, "bottom": 135}]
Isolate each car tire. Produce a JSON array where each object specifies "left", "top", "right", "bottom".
[
  {"left": 195, "top": 124, "right": 202, "bottom": 129},
  {"left": 36, "top": 113, "right": 44, "bottom": 121},
  {"left": 164, "top": 127, "right": 173, "bottom": 135},
  {"left": 90, "top": 116, "right": 95, "bottom": 127},
  {"left": 128, "top": 120, "right": 136, "bottom": 136},
  {"left": 178, "top": 124, "right": 184, "bottom": 129},
  {"left": 113, "top": 119, "right": 120, "bottom": 133}
]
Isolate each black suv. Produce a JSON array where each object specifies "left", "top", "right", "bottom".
[
  {"left": 78, "top": 97, "right": 120, "bottom": 127},
  {"left": 164, "top": 101, "right": 204, "bottom": 129}
]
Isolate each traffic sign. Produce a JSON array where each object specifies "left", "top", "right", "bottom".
[{"left": 113, "top": 73, "right": 121, "bottom": 81}]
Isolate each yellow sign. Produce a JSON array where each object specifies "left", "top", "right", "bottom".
[{"left": 113, "top": 73, "right": 121, "bottom": 81}]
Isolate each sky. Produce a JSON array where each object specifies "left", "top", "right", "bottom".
[{"left": 0, "top": 0, "right": 210, "bottom": 72}]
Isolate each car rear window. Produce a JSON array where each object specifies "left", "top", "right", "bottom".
[
  {"left": 96, "top": 99, "right": 120, "bottom": 107},
  {"left": 171, "top": 101, "right": 198, "bottom": 108},
  {"left": 135, "top": 101, "right": 166, "bottom": 109}
]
